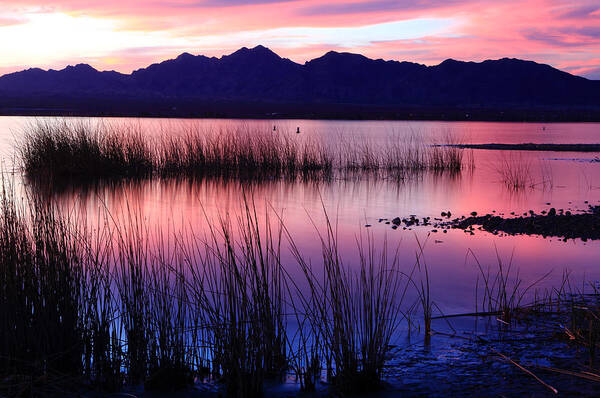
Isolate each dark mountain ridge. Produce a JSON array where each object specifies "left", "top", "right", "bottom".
[{"left": 1, "top": 45, "right": 599, "bottom": 120}]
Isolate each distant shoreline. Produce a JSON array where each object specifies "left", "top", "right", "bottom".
[
  {"left": 2, "top": 102, "right": 600, "bottom": 122},
  {"left": 443, "top": 143, "right": 600, "bottom": 151}
]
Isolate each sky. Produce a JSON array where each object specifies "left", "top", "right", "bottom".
[{"left": 0, "top": 0, "right": 598, "bottom": 79}]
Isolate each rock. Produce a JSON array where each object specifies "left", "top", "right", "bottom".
[
  {"left": 448, "top": 205, "right": 600, "bottom": 241},
  {"left": 392, "top": 217, "right": 401, "bottom": 225},
  {"left": 441, "top": 211, "right": 447, "bottom": 217},
  {"left": 365, "top": 224, "right": 372, "bottom": 227},
  {"left": 471, "top": 211, "right": 477, "bottom": 216}
]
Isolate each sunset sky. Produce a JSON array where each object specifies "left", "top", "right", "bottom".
[{"left": 0, "top": 0, "right": 598, "bottom": 79}]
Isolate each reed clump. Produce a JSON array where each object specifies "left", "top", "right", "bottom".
[
  {"left": 285, "top": 213, "right": 406, "bottom": 392},
  {"left": 0, "top": 187, "right": 121, "bottom": 395},
  {"left": 19, "top": 120, "right": 471, "bottom": 183},
  {"left": 19, "top": 120, "right": 153, "bottom": 180},
  {"left": 495, "top": 153, "right": 534, "bottom": 190},
  {"left": 184, "top": 202, "right": 288, "bottom": 397},
  {"left": 0, "top": 185, "right": 442, "bottom": 396}
]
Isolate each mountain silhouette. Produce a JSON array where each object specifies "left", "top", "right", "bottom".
[{"left": 1, "top": 45, "right": 599, "bottom": 120}]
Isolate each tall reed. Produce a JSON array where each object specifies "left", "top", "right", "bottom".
[
  {"left": 19, "top": 120, "right": 470, "bottom": 183},
  {"left": 469, "top": 247, "right": 551, "bottom": 323},
  {"left": 495, "top": 153, "right": 534, "bottom": 190},
  {"left": 284, "top": 210, "right": 406, "bottom": 392},
  {"left": 19, "top": 120, "right": 153, "bottom": 180},
  {"left": 184, "top": 200, "right": 287, "bottom": 397},
  {"left": 0, "top": 187, "right": 86, "bottom": 395},
  {"left": 0, "top": 182, "right": 439, "bottom": 396}
]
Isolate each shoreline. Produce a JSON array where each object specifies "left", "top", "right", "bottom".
[
  {"left": 449, "top": 206, "right": 600, "bottom": 240},
  {"left": 2, "top": 103, "right": 600, "bottom": 122},
  {"left": 444, "top": 143, "right": 600, "bottom": 152}
]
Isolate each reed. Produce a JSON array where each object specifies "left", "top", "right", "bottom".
[
  {"left": 182, "top": 199, "right": 288, "bottom": 397},
  {"left": 19, "top": 119, "right": 153, "bottom": 180},
  {"left": 412, "top": 237, "right": 433, "bottom": 341},
  {"left": 80, "top": 221, "right": 123, "bottom": 391},
  {"left": 0, "top": 187, "right": 87, "bottom": 395},
  {"left": 0, "top": 181, "right": 480, "bottom": 396},
  {"left": 495, "top": 153, "right": 534, "bottom": 190},
  {"left": 284, "top": 210, "right": 406, "bottom": 392},
  {"left": 469, "top": 247, "right": 551, "bottom": 323},
  {"left": 19, "top": 120, "right": 471, "bottom": 184}
]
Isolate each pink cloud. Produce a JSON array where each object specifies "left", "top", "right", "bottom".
[
  {"left": 0, "top": 0, "right": 598, "bottom": 79},
  {"left": 0, "top": 16, "right": 26, "bottom": 26}
]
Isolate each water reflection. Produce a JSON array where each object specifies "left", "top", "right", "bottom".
[{"left": 3, "top": 116, "right": 600, "bottom": 316}]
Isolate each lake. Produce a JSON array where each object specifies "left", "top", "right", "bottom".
[
  {"left": 1, "top": 116, "right": 599, "bottom": 314},
  {"left": 1, "top": 116, "right": 599, "bottom": 395}
]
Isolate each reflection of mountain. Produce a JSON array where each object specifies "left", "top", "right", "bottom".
[{"left": 1, "top": 45, "right": 599, "bottom": 120}]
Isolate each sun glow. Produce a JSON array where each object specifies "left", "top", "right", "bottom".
[
  {"left": 0, "top": 11, "right": 175, "bottom": 71},
  {"left": 0, "top": 0, "right": 598, "bottom": 78}
]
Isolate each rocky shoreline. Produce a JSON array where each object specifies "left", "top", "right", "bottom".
[
  {"left": 380, "top": 205, "right": 600, "bottom": 241},
  {"left": 442, "top": 143, "right": 600, "bottom": 152},
  {"left": 449, "top": 205, "right": 600, "bottom": 241}
]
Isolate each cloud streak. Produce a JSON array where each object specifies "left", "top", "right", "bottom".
[{"left": 0, "top": 0, "right": 598, "bottom": 79}]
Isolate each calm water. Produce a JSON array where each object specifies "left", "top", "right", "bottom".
[{"left": 1, "top": 116, "right": 599, "bottom": 316}]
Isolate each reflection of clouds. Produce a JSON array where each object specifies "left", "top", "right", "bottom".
[
  {"left": 4, "top": 117, "right": 598, "bottom": 233},
  {"left": 11, "top": 120, "right": 600, "bottom": 315}
]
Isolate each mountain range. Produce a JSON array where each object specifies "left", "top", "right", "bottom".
[{"left": 1, "top": 45, "right": 599, "bottom": 120}]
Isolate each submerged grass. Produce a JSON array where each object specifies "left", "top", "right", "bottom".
[
  {"left": 469, "top": 246, "right": 552, "bottom": 323},
  {"left": 19, "top": 120, "right": 471, "bottom": 183},
  {"left": 495, "top": 153, "right": 534, "bottom": 190}
]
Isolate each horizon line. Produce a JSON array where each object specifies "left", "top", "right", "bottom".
[{"left": 1, "top": 45, "right": 595, "bottom": 81}]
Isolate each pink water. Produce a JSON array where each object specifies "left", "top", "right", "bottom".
[{"left": 1, "top": 116, "right": 599, "bottom": 314}]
